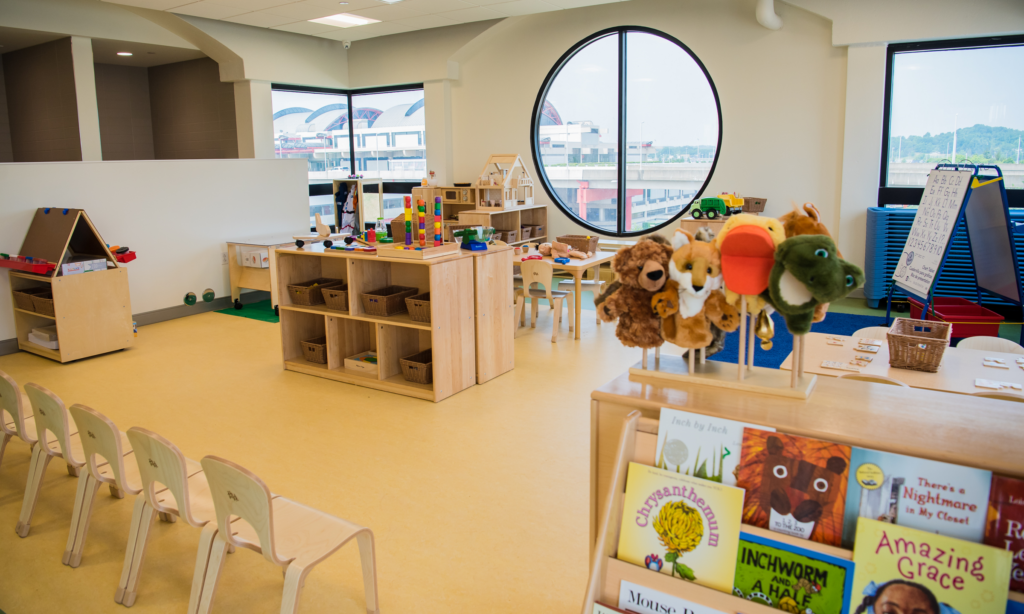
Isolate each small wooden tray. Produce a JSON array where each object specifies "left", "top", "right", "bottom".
[{"left": 382, "top": 243, "right": 459, "bottom": 260}]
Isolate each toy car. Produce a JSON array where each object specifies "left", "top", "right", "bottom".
[{"left": 690, "top": 196, "right": 742, "bottom": 219}]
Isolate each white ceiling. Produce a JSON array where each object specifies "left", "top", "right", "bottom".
[{"left": 101, "top": 0, "right": 628, "bottom": 41}]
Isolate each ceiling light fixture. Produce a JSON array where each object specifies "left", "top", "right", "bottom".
[
  {"left": 117, "top": 52, "right": 133, "bottom": 56},
  {"left": 338, "top": 1, "right": 348, "bottom": 4},
  {"left": 309, "top": 13, "right": 380, "bottom": 27},
  {"left": 376, "top": 0, "right": 405, "bottom": 3}
]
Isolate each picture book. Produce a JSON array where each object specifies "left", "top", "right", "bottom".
[
  {"left": 842, "top": 448, "right": 992, "bottom": 548},
  {"left": 737, "top": 430, "right": 851, "bottom": 546},
  {"left": 734, "top": 531, "right": 855, "bottom": 614},
  {"left": 984, "top": 475, "right": 1024, "bottom": 592},
  {"left": 852, "top": 518, "right": 1011, "bottom": 614},
  {"left": 655, "top": 408, "right": 774, "bottom": 487},
  {"left": 617, "top": 462, "right": 745, "bottom": 594},
  {"left": 618, "top": 580, "right": 729, "bottom": 614},
  {"left": 594, "top": 603, "right": 629, "bottom": 614}
]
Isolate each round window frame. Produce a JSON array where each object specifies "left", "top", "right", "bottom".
[{"left": 529, "top": 26, "right": 724, "bottom": 237}]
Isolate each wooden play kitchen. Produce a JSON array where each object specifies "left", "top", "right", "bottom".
[
  {"left": 5, "top": 208, "right": 133, "bottom": 363},
  {"left": 584, "top": 370, "right": 1024, "bottom": 613},
  {"left": 274, "top": 243, "right": 513, "bottom": 402}
]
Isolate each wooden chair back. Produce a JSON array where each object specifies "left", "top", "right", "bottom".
[
  {"left": 957, "top": 336, "right": 1024, "bottom": 355},
  {"left": 127, "top": 427, "right": 202, "bottom": 525},
  {"left": 0, "top": 369, "right": 35, "bottom": 444},
  {"left": 519, "top": 259, "right": 558, "bottom": 303},
  {"left": 200, "top": 455, "right": 286, "bottom": 566},
  {"left": 69, "top": 404, "right": 138, "bottom": 494},
  {"left": 25, "top": 383, "right": 79, "bottom": 464}
]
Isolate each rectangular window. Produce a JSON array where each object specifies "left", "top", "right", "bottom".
[
  {"left": 271, "top": 84, "right": 424, "bottom": 228},
  {"left": 880, "top": 36, "right": 1024, "bottom": 207}
]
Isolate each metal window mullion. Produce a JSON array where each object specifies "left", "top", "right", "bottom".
[{"left": 617, "top": 30, "right": 628, "bottom": 235}]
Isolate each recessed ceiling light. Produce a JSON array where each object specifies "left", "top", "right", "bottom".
[
  {"left": 338, "top": 1, "right": 348, "bottom": 4},
  {"left": 117, "top": 52, "right": 133, "bottom": 56},
  {"left": 309, "top": 13, "right": 380, "bottom": 27},
  {"left": 376, "top": 0, "right": 404, "bottom": 3}
]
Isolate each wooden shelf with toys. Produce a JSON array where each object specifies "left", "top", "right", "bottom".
[{"left": 6, "top": 208, "right": 133, "bottom": 363}]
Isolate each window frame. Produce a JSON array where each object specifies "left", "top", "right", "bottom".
[
  {"left": 879, "top": 35, "right": 1024, "bottom": 208},
  {"left": 529, "top": 26, "right": 723, "bottom": 237},
  {"left": 270, "top": 82, "right": 426, "bottom": 228}
]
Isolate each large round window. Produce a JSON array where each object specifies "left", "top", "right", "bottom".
[{"left": 531, "top": 27, "right": 722, "bottom": 236}]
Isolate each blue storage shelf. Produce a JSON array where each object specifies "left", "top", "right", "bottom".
[{"left": 864, "top": 207, "right": 1024, "bottom": 309}]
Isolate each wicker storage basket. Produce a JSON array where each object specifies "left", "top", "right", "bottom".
[
  {"left": 322, "top": 285, "right": 349, "bottom": 311},
  {"left": 887, "top": 317, "right": 951, "bottom": 373},
  {"left": 524, "top": 224, "right": 545, "bottom": 238},
  {"left": 300, "top": 336, "right": 328, "bottom": 364},
  {"left": 13, "top": 287, "right": 48, "bottom": 312},
  {"left": 400, "top": 349, "right": 433, "bottom": 384},
  {"left": 742, "top": 197, "right": 767, "bottom": 213},
  {"left": 32, "top": 291, "right": 55, "bottom": 317},
  {"left": 558, "top": 235, "right": 599, "bottom": 254},
  {"left": 520, "top": 226, "right": 532, "bottom": 241},
  {"left": 505, "top": 229, "right": 519, "bottom": 244},
  {"left": 361, "top": 285, "right": 418, "bottom": 317},
  {"left": 406, "top": 293, "right": 431, "bottom": 323},
  {"left": 288, "top": 277, "right": 344, "bottom": 306}
]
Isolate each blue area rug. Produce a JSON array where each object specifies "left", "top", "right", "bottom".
[{"left": 705, "top": 311, "right": 888, "bottom": 369}]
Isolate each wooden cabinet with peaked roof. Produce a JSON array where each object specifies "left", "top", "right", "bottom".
[
  {"left": 476, "top": 154, "right": 535, "bottom": 210},
  {"left": 6, "top": 208, "right": 133, "bottom": 363}
]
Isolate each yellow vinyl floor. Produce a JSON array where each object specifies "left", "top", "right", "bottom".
[{"left": 0, "top": 305, "right": 639, "bottom": 614}]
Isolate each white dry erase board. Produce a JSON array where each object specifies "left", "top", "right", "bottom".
[{"left": 892, "top": 169, "right": 974, "bottom": 298}]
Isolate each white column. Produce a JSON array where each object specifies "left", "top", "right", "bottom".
[
  {"left": 424, "top": 80, "right": 453, "bottom": 185},
  {"left": 234, "top": 80, "right": 274, "bottom": 159},
  {"left": 70, "top": 36, "right": 102, "bottom": 161},
  {"left": 837, "top": 43, "right": 887, "bottom": 280}
]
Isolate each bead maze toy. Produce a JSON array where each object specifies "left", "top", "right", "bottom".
[{"left": 379, "top": 194, "right": 460, "bottom": 260}]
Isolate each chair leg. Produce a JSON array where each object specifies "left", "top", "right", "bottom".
[
  {"left": 16, "top": 446, "right": 52, "bottom": 538},
  {"left": 110, "top": 484, "right": 125, "bottom": 499},
  {"left": 116, "top": 497, "right": 146, "bottom": 604},
  {"left": 65, "top": 471, "right": 92, "bottom": 564},
  {"left": 514, "top": 296, "right": 524, "bottom": 331},
  {"left": 117, "top": 498, "right": 156, "bottom": 607},
  {"left": 531, "top": 297, "right": 538, "bottom": 328},
  {"left": 68, "top": 473, "right": 101, "bottom": 568},
  {"left": 552, "top": 298, "right": 563, "bottom": 343},
  {"left": 0, "top": 432, "right": 11, "bottom": 469},
  {"left": 67, "top": 463, "right": 80, "bottom": 477},
  {"left": 196, "top": 533, "right": 230, "bottom": 614},
  {"left": 280, "top": 563, "right": 310, "bottom": 614},
  {"left": 189, "top": 524, "right": 223, "bottom": 614},
  {"left": 356, "top": 531, "right": 380, "bottom": 614},
  {"left": 568, "top": 293, "right": 575, "bottom": 332},
  {"left": 158, "top": 512, "right": 177, "bottom": 523}
]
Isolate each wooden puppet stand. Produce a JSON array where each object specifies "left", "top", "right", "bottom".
[{"left": 629, "top": 297, "right": 816, "bottom": 399}]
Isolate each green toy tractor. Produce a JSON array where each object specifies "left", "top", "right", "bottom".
[{"left": 690, "top": 197, "right": 741, "bottom": 220}]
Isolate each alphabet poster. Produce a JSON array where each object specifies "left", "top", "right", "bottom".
[{"left": 892, "top": 169, "right": 974, "bottom": 298}]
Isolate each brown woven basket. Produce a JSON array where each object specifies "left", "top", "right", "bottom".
[
  {"left": 520, "top": 226, "right": 532, "bottom": 241},
  {"left": 887, "top": 317, "right": 951, "bottom": 373},
  {"left": 301, "top": 336, "right": 328, "bottom": 364},
  {"left": 361, "top": 285, "right": 418, "bottom": 317},
  {"left": 558, "top": 235, "right": 599, "bottom": 254},
  {"left": 32, "top": 292, "right": 55, "bottom": 317},
  {"left": 13, "top": 287, "right": 48, "bottom": 311},
  {"left": 524, "top": 224, "right": 545, "bottom": 238},
  {"left": 742, "top": 197, "right": 767, "bottom": 213},
  {"left": 400, "top": 349, "right": 433, "bottom": 384},
  {"left": 406, "top": 293, "right": 431, "bottom": 323},
  {"left": 289, "top": 277, "right": 344, "bottom": 306},
  {"left": 322, "top": 285, "right": 349, "bottom": 312},
  {"left": 505, "top": 229, "right": 519, "bottom": 244}
]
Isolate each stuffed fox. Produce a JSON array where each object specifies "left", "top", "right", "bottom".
[{"left": 652, "top": 229, "right": 740, "bottom": 349}]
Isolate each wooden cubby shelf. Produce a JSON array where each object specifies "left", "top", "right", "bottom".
[
  {"left": 275, "top": 243, "right": 514, "bottom": 402},
  {"left": 457, "top": 203, "right": 548, "bottom": 246}
]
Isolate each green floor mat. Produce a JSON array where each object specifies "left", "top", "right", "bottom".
[{"left": 215, "top": 299, "right": 279, "bottom": 323}]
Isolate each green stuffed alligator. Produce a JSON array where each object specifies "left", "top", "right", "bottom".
[{"left": 762, "top": 235, "right": 864, "bottom": 334}]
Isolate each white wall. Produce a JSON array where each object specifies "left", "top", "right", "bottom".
[{"left": 0, "top": 159, "right": 309, "bottom": 341}]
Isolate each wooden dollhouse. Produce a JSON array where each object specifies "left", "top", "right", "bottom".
[{"left": 476, "top": 154, "right": 534, "bottom": 210}]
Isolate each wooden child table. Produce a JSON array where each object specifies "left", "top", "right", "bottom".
[
  {"left": 226, "top": 235, "right": 297, "bottom": 311},
  {"left": 513, "top": 250, "right": 616, "bottom": 340}
]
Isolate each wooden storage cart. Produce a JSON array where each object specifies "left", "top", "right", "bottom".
[
  {"left": 275, "top": 244, "right": 513, "bottom": 401},
  {"left": 457, "top": 204, "right": 547, "bottom": 247},
  {"left": 6, "top": 208, "right": 132, "bottom": 363},
  {"left": 333, "top": 178, "right": 383, "bottom": 231},
  {"left": 585, "top": 371, "right": 1024, "bottom": 613}
]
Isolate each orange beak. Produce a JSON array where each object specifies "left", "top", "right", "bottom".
[{"left": 720, "top": 225, "right": 776, "bottom": 295}]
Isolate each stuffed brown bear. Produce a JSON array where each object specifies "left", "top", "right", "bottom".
[{"left": 595, "top": 235, "right": 673, "bottom": 349}]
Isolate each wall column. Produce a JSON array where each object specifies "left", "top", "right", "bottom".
[
  {"left": 70, "top": 36, "right": 102, "bottom": 161},
  {"left": 837, "top": 43, "right": 887, "bottom": 282},
  {"left": 424, "top": 79, "right": 453, "bottom": 185},
  {"left": 234, "top": 80, "right": 273, "bottom": 159}
]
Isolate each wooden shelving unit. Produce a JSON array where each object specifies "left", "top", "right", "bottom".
[
  {"left": 7, "top": 209, "right": 133, "bottom": 363},
  {"left": 333, "top": 178, "right": 382, "bottom": 231},
  {"left": 457, "top": 204, "right": 548, "bottom": 246},
  {"left": 584, "top": 372, "right": 1024, "bottom": 613},
  {"left": 275, "top": 244, "right": 513, "bottom": 402}
]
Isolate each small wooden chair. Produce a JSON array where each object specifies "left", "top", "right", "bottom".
[
  {"left": 117, "top": 427, "right": 210, "bottom": 608},
  {"left": 558, "top": 268, "right": 607, "bottom": 326},
  {"left": 516, "top": 259, "right": 574, "bottom": 343},
  {"left": 0, "top": 369, "right": 37, "bottom": 473},
  {"left": 192, "top": 455, "right": 379, "bottom": 614},
  {"left": 16, "top": 384, "right": 89, "bottom": 537},
  {"left": 64, "top": 404, "right": 153, "bottom": 568},
  {"left": 957, "top": 336, "right": 1024, "bottom": 355}
]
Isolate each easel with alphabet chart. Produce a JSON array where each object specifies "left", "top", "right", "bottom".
[{"left": 885, "top": 164, "right": 1024, "bottom": 343}]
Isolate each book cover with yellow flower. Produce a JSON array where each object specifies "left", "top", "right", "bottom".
[
  {"left": 852, "top": 518, "right": 1012, "bottom": 614},
  {"left": 617, "top": 462, "right": 745, "bottom": 593}
]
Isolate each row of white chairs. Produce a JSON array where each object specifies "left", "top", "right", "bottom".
[{"left": 0, "top": 369, "right": 379, "bottom": 614}]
